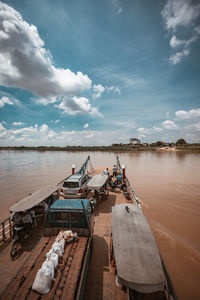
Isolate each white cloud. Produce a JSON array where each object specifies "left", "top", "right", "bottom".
[
  {"left": 152, "top": 126, "right": 163, "bottom": 132},
  {"left": 166, "top": 112, "right": 170, "bottom": 119},
  {"left": 1, "top": 123, "right": 59, "bottom": 143},
  {"left": 85, "top": 133, "right": 94, "bottom": 138},
  {"left": 92, "top": 84, "right": 120, "bottom": 99},
  {"left": 195, "top": 26, "right": 200, "bottom": 35},
  {"left": 40, "top": 124, "right": 48, "bottom": 132},
  {"left": 115, "top": 121, "right": 136, "bottom": 129},
  {"left": 162, "top": 0, "right": 200, "bottom": 64},
  {"left": 175, "top": 108, "right": 200, "bottom": 120},
  {"left": 138, "top": 133, "right": 146, "bottom": 139},
  {"left": 0, "top": 122, "right": 6, "bottom": 132},
  {"left": 162, "top": 120, "right": 179, "bottom": 130},
  {"left": 137, "top": 127, "right": 151, "bottom": 135},
  {"left": 50, "top": 119, "right": 60, "bottom": 124},
  {"left": 0, "top": 130, "right": 8, "bottom": 139},
  {"left": 162, "top": 0, "right": 200, "bottom": 30},
  {"left": 0, "top": 96, "right": 14, "bottom": 107},
  {"left": 137, "top": 126, "right": 163, "bottom": 136},
  {"left": 47, "top": 130, "right": 57, "bottom": 139},
  {"left": 111, "top": 0, "right": 123, "bottom": 15},
  {"left": 106, "top": 86, "right": 120, "bottom": 94},
  {"left": 93, "top": 84, "right": 105, "bottom": 99},
  {"left": 12, "top": 121, "right": 25, "bottom": 126},
  {"left": 185, "top": 122, "right": 200, "bottom": 131},
  {"left": 170, "top": 35, "right": 186, "bottom": 48},
  {"left": 55, "top": 96, "right": 102, "bottom": 116},
  {"left": 0, "top": 2, "right": 92, "bottom": 97},
  {"left": 11, "top": 124, "right": 39, "bottom": 135},
  {"left": 169, "top": 48, "right": 190, "bottom": 65},
  {"left": 34, "top": 97, "right": 58, "bottom": 106},
  {"left": 83, "top": 123, "right": 89, "bottom": 128}
]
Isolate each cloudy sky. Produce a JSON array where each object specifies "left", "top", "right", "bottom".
[{"left": 0, "top": 0, "right": 200, "bottom": 146}]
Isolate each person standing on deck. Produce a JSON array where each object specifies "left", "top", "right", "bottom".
[
  {"left": 104, "top": 168, "right": 109, "bottom": 176},
  {"left": 113, "top": 165, "right": 117, "bottom": 177},
  {"left": 22, "top": 211, "right": 33, "bottom": 233}
]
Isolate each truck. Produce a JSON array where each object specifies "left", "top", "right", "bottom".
[{"left": 1, "top": 198, "right": 94, "bottom": 300}]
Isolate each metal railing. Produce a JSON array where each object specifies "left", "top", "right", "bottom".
[
  {"left": 0, "top": 217, "right": 12, "bottom": 243},
  {"left": 125, "top": 176, "right": 141, "bottom": 208}
]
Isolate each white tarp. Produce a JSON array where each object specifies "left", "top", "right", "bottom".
[{"left": 87, "top": 174, "right": 108, "bottom": 190}]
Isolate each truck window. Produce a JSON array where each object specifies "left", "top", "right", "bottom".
[
  {"left": 70, "top": 212, "right": 80, "bottom": 227},
  {"left": 79, "top": 212, "right": 88, "bottom": 228},
  {"left": 81, "top": 177, "right": 87, "bottom": 185},
  {"left": 47, "top": 212, "right": 70, "bottom": 227},
  {"left": 63, "top": 182, "right": 79, "bottom": 188}
]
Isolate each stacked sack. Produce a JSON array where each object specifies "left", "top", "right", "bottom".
[{"left": 32, "top": 230, "right": 77, "bottom": 294}]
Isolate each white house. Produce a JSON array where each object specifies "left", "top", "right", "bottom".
[{"left": 129, "top": 138, "right": 140, "bottom": 145}]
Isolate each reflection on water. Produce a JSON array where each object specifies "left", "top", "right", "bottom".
[{"left": 0, "top": 150, "right": 200, "bottom": 300}]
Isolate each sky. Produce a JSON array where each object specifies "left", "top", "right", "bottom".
[{"left": 0, "top": 0, "right": 200, "bottom": 146}]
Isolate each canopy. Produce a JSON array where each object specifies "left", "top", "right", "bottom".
[
  {"left": 9, "top": 183, "right": 62, "bottom": 213},
  {"left": 87, "top": 174, "right": 108, "bottom": 190},
  {"left": 112, "top": 204, "right": 166, "bottom": 293}
]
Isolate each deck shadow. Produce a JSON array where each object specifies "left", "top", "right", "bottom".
[
  {"left": 95, "top": 193, "right": 116, "bottom": 214},
  {"left": 84, "top": 234, "right": 109, "bottom": 300}
]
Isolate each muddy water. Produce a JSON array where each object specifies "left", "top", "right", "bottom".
[{"left": 0, "top": 150, "right": 200, "bottom": 300}]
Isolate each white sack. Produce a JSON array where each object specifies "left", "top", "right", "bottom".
[
  {"left": 58, "top": 238, "right": 65, "bottom": 252},
  {"left": 49, "top": 253, "right": 58, "bottom": 268},
  {"left": 52, "top": 242, "right": 63, "bottom": 255},
  {"left": 32, "top": 268, "right": 52, "bottom": 295},
  {"left": 46, "top": 249, "right": 54, "bottom": 260},
  {"left": 41, "top": 260, "right": 54, "bottom": 280}
]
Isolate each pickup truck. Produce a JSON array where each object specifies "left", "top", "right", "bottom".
[{"left": 2, "top": 199, "right": 94, "bottom": 300}]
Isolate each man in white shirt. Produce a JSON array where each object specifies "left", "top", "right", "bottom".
[{"left": 104, "top": 168, "right": 109, "bottom": 176}]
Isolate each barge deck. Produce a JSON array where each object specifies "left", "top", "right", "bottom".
[{"left": 0, "top": 163, "right": 176, "bottom": 299}]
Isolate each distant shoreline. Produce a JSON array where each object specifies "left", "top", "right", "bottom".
[{"left": 0, "top": 145, "right": 200, "bottom": 152}]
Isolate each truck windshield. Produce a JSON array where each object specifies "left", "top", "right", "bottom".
[
  {"left": 47, "top": 212, "right": 88, "bottom": 228},
  {"left": 63, "top": 182, "right": 79, "bottom": 188}
]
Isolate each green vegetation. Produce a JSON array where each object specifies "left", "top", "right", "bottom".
[
  {"left": 0, "top": 139, "right": 200, "bottom": 152},
  {"left": 176, "top": 138, "right": 187, "bottom": 145}
]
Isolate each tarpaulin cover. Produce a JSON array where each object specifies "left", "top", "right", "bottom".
[
  {"left": 10, "top": 183, "right": 62, "bottom": 212},
  {"left": 87, "top": 174, "right": 108, "bottom": 190},
  {"left": 112, "top": 204, "right": 166, "bottom": 293}
]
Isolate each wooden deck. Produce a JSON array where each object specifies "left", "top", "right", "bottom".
[
  {"left": 84, "top": 188, "right": 130, "bottom": 300},
  {"left": 0, "top": 167, "right": 132, "bottom": 299},
  {"left": 1, "top": 236, "right": 88, "bottom": 300}
]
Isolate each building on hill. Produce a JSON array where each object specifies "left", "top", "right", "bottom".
[{"left": 129, "top": 138, "right": 140, "bottom": 145}]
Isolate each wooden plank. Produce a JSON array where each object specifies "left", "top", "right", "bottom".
[
  {"left": 55, "top": 241, "right": 78, "bottom": 298},
  {"left": 40, "top": 240, "right": 74, "bottom": 300},
  {"left": 1, "top": 237, "right": 51, "bottom": 300},
  {"left": 61, "top": 237, "right": 88, "bottom": 300},
  {"left": 13, "top": 237, "right": 55, "bottom": 300},
  {"left": 103, "top": 271, "right": 115, "bottom": 300}
]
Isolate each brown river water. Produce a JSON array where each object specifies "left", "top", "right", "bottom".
[{"left": 0, "top": 150, "right": 199, "bottom": 300}]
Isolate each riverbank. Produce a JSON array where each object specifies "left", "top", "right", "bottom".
[{"left": 0, "top": 144, "right": 200, "bottom": 152}]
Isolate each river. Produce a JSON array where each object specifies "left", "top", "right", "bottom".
[{"left": 0, "top": 150, "right": 199, "bottom": 300}]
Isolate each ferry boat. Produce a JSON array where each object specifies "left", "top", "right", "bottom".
[{"left": 0, "top": 156, "right": 177, "bottom": 300}]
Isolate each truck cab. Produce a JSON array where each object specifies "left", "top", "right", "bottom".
[{"left": 44, "top": 198, "right": 94, "bottom": 237}]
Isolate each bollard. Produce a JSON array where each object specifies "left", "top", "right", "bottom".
[
  {"left": 72, "top": 164, "right": 76, "bottom": 174},
  {"left": 121, "top": 164, "right": 126, "bottom": 183}
]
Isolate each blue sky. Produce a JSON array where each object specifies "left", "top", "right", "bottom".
[{"left": 0, "top": 0, "right": 200, "bottom": 146}]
